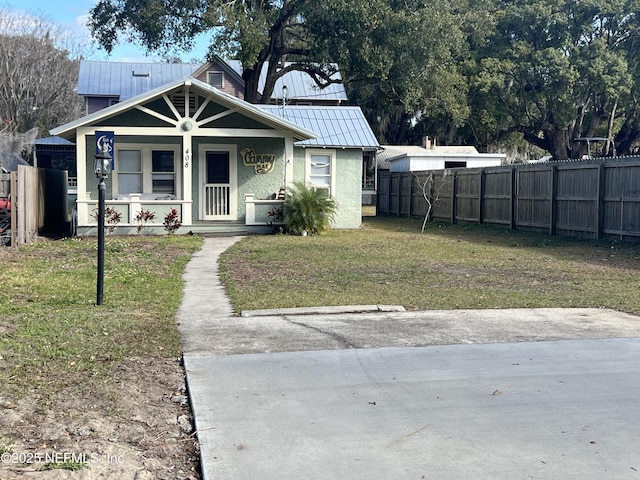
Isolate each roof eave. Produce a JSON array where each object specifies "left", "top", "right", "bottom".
[{"left": 52, "top": 76, "right": 318, "bottom": 142}]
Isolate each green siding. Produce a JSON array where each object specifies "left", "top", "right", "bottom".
[
  {"left": 291, "top": 148, "right": 362, "bottom": 229},
  {"left": 191, "top": 137, "right": 285, "bottom": 222},
  {"left": 333, "top": 149, "right": 363, "bottom": 229},
  {"left": 94, "top": 109, "right": 174, "bottom": 127}
]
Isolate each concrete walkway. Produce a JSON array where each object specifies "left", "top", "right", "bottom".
[{"left": 178, "top": 237, "right": 640, "bottom": 480}]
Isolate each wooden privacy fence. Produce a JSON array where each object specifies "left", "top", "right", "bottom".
[
  {"left": 8, "top": 165, "right": 68, "bottom": 247},
  {"left": 377, "top": 157, "right": 640, "bottom": 240}
]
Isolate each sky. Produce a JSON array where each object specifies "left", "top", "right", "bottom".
[{"left": 10, "top": 0, "right": 209, "bottom": 62}]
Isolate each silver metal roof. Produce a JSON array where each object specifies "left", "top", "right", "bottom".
[
  {"left": 79, "top": 60, "right": 347, "bottom": 102},
  {"left": 77, "top": 61, "right": 200, "bottom": 100},
  {"left": 260, "top": 105, "right": 379, "bottom": 149}
]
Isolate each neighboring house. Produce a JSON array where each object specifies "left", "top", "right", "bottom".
[
  {"left": 34, "top": 136, "right": 77, "bottom": 184},
  {"left": 77, "top": 57, "right": 347, "bottom": 115},
  {"left": 50, "top": 76, "right": 378, "bottom": 235}
]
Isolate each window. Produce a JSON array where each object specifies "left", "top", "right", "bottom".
[
  {"left": 118, "top": 150, "right": 142, "bottom": 195},
  {"left": 444, "top": 161, "right": 467, "bottom": 169},
  {"left": 208, "top": 72, "right": 224, "bottom": 88},
  {"left": 306, "top": 149, "right": 336, "bottom": 196},
  {"left": 114, "top": 145, "right": 180, "bottom": 198},
  {"left": 362, "top": 150, "right": 376, "bottom": 190},
  {"left": 152, "top": 151, "right": 175, "bottom": 195}
]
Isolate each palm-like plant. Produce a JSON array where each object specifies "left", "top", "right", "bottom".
[{"left": 282, "top": 182, "right": 337, "bottom": 235}]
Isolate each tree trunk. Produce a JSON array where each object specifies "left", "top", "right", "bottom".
[
  {"left": 242, "top": 67, "right": 262, "bottom": 104},
  {"left": 545, "top": 127, "right": 571, "bottom": 160}
]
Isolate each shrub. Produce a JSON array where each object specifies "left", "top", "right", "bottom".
[
  {"left": 163, "top": 208, "right": 182, "bottom": 234},
  {"left": 91, "top": 206, "right": 122, "bottom": 234},
  {"left": 282, "top": 182, "right": 337, "bottom": 235},
  {"left": 134, "top": 209, "right": 155, "bottom": 234}
]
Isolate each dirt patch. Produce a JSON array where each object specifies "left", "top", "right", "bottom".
[{"left": 0, "top": 357, "right": 200, "bottom": 480}]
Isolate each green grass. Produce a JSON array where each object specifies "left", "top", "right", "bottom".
[
  {"left": 220, "top": 216, "right": 640, "bottom": 314},
  {"left": 0, "top": 235, "right": 202, "bottom": 406}
]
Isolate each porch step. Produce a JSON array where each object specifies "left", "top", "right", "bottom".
[{"left": 186, "top": 222, "right": 271, "bottom": 236}]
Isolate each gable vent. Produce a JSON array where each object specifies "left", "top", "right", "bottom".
[
  {"left": 171, "top": 94, "right": 198, "bottom": 116},
  {"left": 132, "top": 71, "right": 150, "bottom": 77}
]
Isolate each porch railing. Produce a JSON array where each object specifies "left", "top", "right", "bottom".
[
  {"left": 204, "top": 185, "right": 230, "bottom": 216},
  {"left": 245, "top": 194, "right": 284, "bottom": 226}
]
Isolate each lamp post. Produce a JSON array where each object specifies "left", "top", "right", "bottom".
[{"left": 94, "top": 147, "right": 111, "bottom": 305}]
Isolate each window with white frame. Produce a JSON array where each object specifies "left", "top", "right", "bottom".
[
  {"left": 207, "top": 71, "right": 224, "bottom": 88},
  {"left": 117, "top": 150, "right": 142, "bottom": 195},
  {"left": 306, "top": 149, "right": 336, "bottom": 196},
  {"left": 152, "top": 151, "right": 175, "bottom": 195},
  {"left": 114, "top": 145, "right": 180, "bottom": 198}
]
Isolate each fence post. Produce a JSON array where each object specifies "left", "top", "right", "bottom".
[
  {"left": 429, "top": 173, "right": 435, "bottom": 222},
  {"left": 510, "top": 167, "right": 516, "bottom": 230},
  {"left": 450, "top": 171, "right": 457, "bottom": 224},
  {"left": 407, "top": 173, "right": 413, "bottom": 218},
  {"left": 387, "top": 173, "right": 393, "bottom": 216},
  {"left": 596, "top": 163, "right": 605, "bottom": 239},
  {"left": 478, "top": 169, "right": 485, "bottom": 224},
  {"left": 10, "top": 172, "right": 17, "bottom": 247},
  {"left": 549, "top": 165, "right": 558, "bottom": 235}
]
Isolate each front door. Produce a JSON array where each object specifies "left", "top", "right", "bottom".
[{"left": 201, "top": 148, "right": 237, "bottom": 220}]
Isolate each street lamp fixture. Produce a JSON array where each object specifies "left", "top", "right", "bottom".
[{"left": 94, "top": 147, "right": 111, "bottom": 305}]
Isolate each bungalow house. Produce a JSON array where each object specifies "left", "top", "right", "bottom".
[{"left": 50, "top": 74, "right": 378, "bottom": 236}]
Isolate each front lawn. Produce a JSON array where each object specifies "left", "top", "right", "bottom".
[{"left": 220, "top": 217, "right": 640, "bottom": 315}]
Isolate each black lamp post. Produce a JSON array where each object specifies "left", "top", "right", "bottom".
[{"left": 94, "top": 147, "right": 111, "bottom": 305}]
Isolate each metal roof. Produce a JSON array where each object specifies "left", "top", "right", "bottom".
[
  {"left": 77, "top": 61, "right": 200, "bottom": 100},
  {"left": 79, "top": 60, "right": 347, "bottom": 102},
  {"left": 34, "top": 136, "right": 75, "bottom": 146},
  {"left": 260, "top": 105, "right": 379, "bottom": 149}
]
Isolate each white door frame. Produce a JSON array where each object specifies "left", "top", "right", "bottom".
[{"left": 199, "top": 144, "right": 237, "bottom": 220}]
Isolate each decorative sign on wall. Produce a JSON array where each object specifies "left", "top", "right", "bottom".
[{"left": 241, "top": 148, "right": 276, "bottom": 174}]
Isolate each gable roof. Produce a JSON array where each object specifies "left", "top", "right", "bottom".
[
  {"left": 77, "top": 61, "right": 200, "bottom": 100},
  {"left": 260, "top": 105, "right": 378, "bottom": 149},
  {"left": 79, "top": 59, "right": 348, "bottom": 103},
  {"left": 51, "top": 76, "right": 317, "bottom": 142}
]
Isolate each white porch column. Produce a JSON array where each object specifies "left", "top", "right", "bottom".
[
  {"left": 76, "top": 132, "right": 89, "bottom": 225},
  {"left": 182, "top": 133, "right": 193, "bottom": 225}
]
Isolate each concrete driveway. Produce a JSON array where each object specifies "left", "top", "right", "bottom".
[{"left": 178, "top": 237, "right": 640, "bottom": 480}]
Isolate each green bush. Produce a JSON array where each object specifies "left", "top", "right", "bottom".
[{"left": 282, "top": 182, "right": 337, "bottom": 235}]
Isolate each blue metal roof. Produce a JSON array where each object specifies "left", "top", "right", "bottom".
[
  {"left": 34, "top": 136, "right": 75, "bottom": 145},
  {"left": 77, "top": 61, "right": 200, "bottom": 100},
  {"left": 260, "top": 105, "right": 379, "bottom": 149}
]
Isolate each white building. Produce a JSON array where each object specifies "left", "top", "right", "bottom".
[{"left": 386, "top": 143, "right": 505, "bottom": 172}]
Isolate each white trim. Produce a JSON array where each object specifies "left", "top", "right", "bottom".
[
  {"left": 198, "top": 143, "right": 237, "bottom": 221},
  {"left": 207, "top": 71, "right": 224, "bottom": 88},
  {"left": 112, "top": 143, "right": 181, "bottom": 199},
  {"left": 135, "top": 104, "right": 179, "bottom": 125},
  {"left": 196, "top": 108, "right": 239, "bottom": 127},
  {"left": 306, "top": 148, "right": 336, "bottom": 196},
  {"left": 51, "top": 76, "right": 317, "bottom": 142}
]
